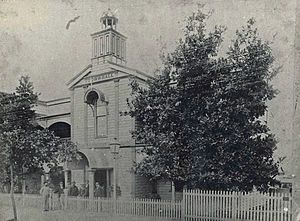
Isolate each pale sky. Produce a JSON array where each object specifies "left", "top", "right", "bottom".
[{"left": 0, "top": 0, "right": 296, "bottom": 100}]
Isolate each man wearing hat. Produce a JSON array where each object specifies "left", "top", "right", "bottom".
[
  {"left": 55, "top": 181, "right": 65, "bottom": 209},
  {"left": 40, "top": 181, "right": 51, "bottom": 211}
]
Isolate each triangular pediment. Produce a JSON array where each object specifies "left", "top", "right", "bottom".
[{"left": 67, "top": 62, "right": 152, "bottom": 89}]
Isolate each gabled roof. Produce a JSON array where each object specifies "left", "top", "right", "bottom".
[
  {"left": 66, "top": 64, "right": 92, "bottom": 89},
  {"left": 66, "top": 62, "right": 153, "bottom": 89}
]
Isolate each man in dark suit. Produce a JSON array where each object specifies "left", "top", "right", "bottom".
[{"left": 68, "top": 181, "right": 79, "bottom": 197}]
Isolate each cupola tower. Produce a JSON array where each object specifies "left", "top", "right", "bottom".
[{"left": 91, "top": 9, "right": 127, "bottom": 66}]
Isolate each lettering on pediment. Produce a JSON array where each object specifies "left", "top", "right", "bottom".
[{"left": 84, "top": 72, "right": 116, "bottom": 84}]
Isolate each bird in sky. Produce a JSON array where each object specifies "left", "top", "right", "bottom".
[{"left": 66, "top": 16, "right": 80, "bottom": 30}]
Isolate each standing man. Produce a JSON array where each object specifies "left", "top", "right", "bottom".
[
  {"left": 83, "top": 180, "right": 89, "bottom": 198},
  {"left": 94, "top": 182, "right": 105, "bottom": 198},
  {"left": 56, "top": 182, "right": 65, "bottom": 209},
  {"left": 68, "top": 181, "right": 79, "bottom": 197},
  {"left": 94, "top": 182, "right": 105, "bottom": 212},
  {"left": 40, "top": 182, "right": 51, "bottom": 211},
  {"left": 48, "top": 182, "right": 55, "bottom": 210},
  {"left": 79, "top": 184, "right": 85, "bottom": 197}
]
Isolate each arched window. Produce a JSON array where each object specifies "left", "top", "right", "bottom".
[
  {"left": 85, "top": 91, "right": 99, "bottom": 105},
  {"left": 85, "top": 89, "right": 108, "bottom": 138},
  {"left": 49, "top": 122, "right": 71, "bottom": 138}
]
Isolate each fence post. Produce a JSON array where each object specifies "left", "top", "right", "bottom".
[
  {"left": 232, "top": 191, "right": 237, "bottom": 221},
  {"left": 181, "top": 188, "right": 186, "bottom": 221}
]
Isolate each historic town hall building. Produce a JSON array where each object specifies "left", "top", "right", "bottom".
[
  {"left": 35, "top": 10, "right": 174, "bottom": 200},
  {"left": 30, "top": 6, "right": 300, "bottom": 201}
]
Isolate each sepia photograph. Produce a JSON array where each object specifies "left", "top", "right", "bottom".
[{"left": 0, "top": 0, "right": 299, "bottom": 220}]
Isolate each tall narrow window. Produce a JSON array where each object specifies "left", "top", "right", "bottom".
[
  {"left": 96, "top": 103, "right": 108, "bottom": 137},
  {"left": 122, "top": 40, "right": 125, "bottom": 59},
  {"left": 112, "top": 35, "right": 115, "bottom": 54},
  {"left": 116, "top": 37, "right": 120, "bottom": 57},
  {"left": 85, "top": 90, "right": 108, "bottom": 138},
  {"left": 106, "top": 35, "right": 109, "bottom": 54},
  {"left": 94, "top": 39, "right": 97, "bottom": 57},
  {"left": 100, "top": 37, "right": 103, "bottom": 55},
  {"left": 96, "top": 38, "right": 100, "bottom": 57},
  {"left": 120, "top": 40, "right": 123, "bottom": 59},
  {"left": 124, "top": 41, "right": 126, "bottom": 60}
]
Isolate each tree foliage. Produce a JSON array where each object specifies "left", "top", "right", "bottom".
[
  {"left": 0, "top": 76, "right": 78, "bottom": 178},
  {"left": 129, "top": 11, "right": 279, "bottom": 192},
  {"left": 0, "top": 76, "right": 78, "bottom": 220}
]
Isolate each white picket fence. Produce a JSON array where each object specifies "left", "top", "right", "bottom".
[
  {"left": 0, "top": 190, "right": 295, "bottom": 221},
  {"left": 116, "top": 198, "right": 182, "bottom": 218},
  {"left": 0, "top": 193, "right": 182, "bottom": 219},
  {"left": 183, "top": 189, "right": 293, "bottom": 221}
]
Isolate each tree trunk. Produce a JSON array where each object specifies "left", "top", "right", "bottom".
[
  {"left": 22, "top": 179, "right": 26, "bottom": 207},
  {"left": 10, "top": 164, "right": 17, "bottom": 221},
  {"left": 22, "top": 166, "right": 25, "bottom": 207}
]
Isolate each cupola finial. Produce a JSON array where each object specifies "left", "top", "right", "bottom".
[{"left": 100, "top": 8, "right": 118, "bottom": 30}]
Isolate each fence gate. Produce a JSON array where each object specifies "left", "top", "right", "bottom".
[{"left": 182, "top": 189, "right": 293, "bottom": 221}]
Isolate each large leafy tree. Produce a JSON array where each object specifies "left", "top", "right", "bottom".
[
  {"left": 129, "top": 10, "right": 279, "bottom": 192},
  {"left": 0, "top": 76, "right": 78, "bottom": 221}
]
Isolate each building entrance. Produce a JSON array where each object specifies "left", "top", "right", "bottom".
[
  {"left": 67, "top": 153, "right": 89, "bottom": 186},
  {"left": 94, "top": 169, "right": 112, "bottom": 197}
]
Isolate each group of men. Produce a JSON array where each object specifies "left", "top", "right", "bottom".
[
  {"left": 40, "top": 180, "right": 107, "bottom": 211},
  {"left": 67, "top": 181, "right": 106, "bottom": 198},
  {"left": 68, "top": 181, "right": 89, "bottom": 197},
  {"left": 68, "top": 181, "right": 106, "bottom": 198},
  {"left": 40, "top": 181, "right": 66, "bottom": 211}
]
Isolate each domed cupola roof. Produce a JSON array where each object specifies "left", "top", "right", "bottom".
[{"left": 100, "top": 8, "right": 118, "bottom": 30}]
